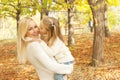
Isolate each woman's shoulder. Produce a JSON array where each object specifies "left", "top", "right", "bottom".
[{"left": 27, "top": 41, "right": 40, "bottom": 48}]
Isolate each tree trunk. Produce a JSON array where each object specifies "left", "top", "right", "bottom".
[
  {"left": 16, "top": 10, "right": 20, "bottom": 30},
  {"left": 66, "top": 0, "right": 75, "bottom": 46},
  {"left": 40, "top": 8, "right": 49, "bottom": 19},
  {"left": 104, "top": 4, "right": 110, "bottom": 37},
  {"left": 16, "top": 2, "right": 21, "bottom": 30},
  {"left": 68, "top": 8, "right": 74, "bottom": 46},
  {"left": 40, "top": 0, "right": 49, "bottom": 19},
  {"left": 88, "top": 0, "right": 105, "bottom": 67},
  {"left": 88, "top": 19, "right": 94, "bottom": 32}
]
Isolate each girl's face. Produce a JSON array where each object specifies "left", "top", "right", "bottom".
[
  {"left": 39, "top": 22, "right": 47, "bottom": 35},
  {"left": 26, "top": 20, "right": 39, "bottom": 38}
]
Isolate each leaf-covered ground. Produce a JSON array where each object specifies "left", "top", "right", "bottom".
[{"left": 0, "top": 33, "right": 120, "bottom": 80}]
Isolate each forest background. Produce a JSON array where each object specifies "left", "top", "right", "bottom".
[{"left": 0, "top": 0, "right": 120, "bottom": 80}]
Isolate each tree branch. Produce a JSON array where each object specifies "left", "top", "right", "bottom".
[
  {"left": 20, "top": 5, "right": 34, "bottom": 8},
  {"left": 88, "top": 0, "right": 104, "bottom": 6},
  {"left": 96, "top": 0, "right": 104, "bottom": 6},
  {"left": 3, "top": 12, "right": 16, "bottom": 18},
  {"left": 0, "top": 2, "right": 16, "bottom": 9},
  {"left": 53, "top": 0, "right": 63, "bottom": 5}
]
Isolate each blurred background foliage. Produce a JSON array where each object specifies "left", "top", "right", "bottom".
[{"left": 0, "top": 0, "right": 120, "bottom": 40}]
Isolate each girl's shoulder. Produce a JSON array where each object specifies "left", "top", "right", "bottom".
[
  {"left": 57, "top": 37, "right": 65, "bottom": 44},
  {"left": 56, "top": 37, "right": 63, "bottom": 43},
  {"left": 52, "top": 37, "right": 65, "bottom": 47}
]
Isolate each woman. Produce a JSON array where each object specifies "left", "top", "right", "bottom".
[{"left": 17, "top": 17, "right": 73, "bottom": 80}]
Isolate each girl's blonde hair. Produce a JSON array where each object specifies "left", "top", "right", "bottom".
[
  {"left": 17, "top": 17, "right": 34, "bottom": 64},
  {"left": 40, "top": 17, "right": 64, "bottom": 47}
]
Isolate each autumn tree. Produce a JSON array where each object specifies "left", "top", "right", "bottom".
[
  {"left": 65, "top": 0, "right": 75, "bottom": 46},
  {"left": 52, "top": 0, "right": 75, "bottom": 45},
  {"left": 104, "top": 0, "right": 120, "bottom": 37},
  {"left": 104, "top": 3, "right": 110, "bottom": 37},
  {"left": 87, "top": 0, "right": 120, "bottom": 67},
  {"left": 88, "top": 0, "right": 105, "bottom": 67},
  {"left": 40, "top": 0, "right": 51, "bottom": 19},
  {"left": 0, "top": 0, "right": 35, "bottom": 29}
]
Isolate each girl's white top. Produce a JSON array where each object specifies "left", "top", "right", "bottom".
[
  {"left": 50, "top": 37, "right": 74, "bottom": 63},
  {"left": 37, "top": 37, "right": 75, "bottom": 63}
]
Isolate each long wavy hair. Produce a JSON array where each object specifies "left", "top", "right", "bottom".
[
  {"left": 40, "top": 16, "right": 64, "bottom": 47},
  {"left": 17, "top": 17, "right": 34, "bottom": 64}
]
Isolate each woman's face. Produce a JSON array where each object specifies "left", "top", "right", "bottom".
[
  {"left": 39, "top": 22, "right": 47, "bottom": 35},
  {"left": 26, "top": 20, "right": 39, "bottom": 38}
]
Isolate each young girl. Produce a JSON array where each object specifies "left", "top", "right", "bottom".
[{"left": 39, "top": 16, "right": 75, "bottom": 80}]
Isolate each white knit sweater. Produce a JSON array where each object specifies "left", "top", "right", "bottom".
[
  {"left": 50, "top": 37, "right": 74, "bottom": 63},
  {"left": 40, "top": 37, "right": 74, "bottom": 63},
  {"left": 26, "top": 39, "right": 73, "bottom": 80}
]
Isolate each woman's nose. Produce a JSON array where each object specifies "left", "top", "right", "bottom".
[{"left": 33, "top": 29, "right": 37, "bottom": 33}]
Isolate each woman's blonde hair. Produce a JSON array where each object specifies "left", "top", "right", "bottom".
[
  {"left": 17, "top": 17, "right": 34, "bottom": 64},
  {"left": 40, "top": 16, "right": 64, "bottom": 47}
]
